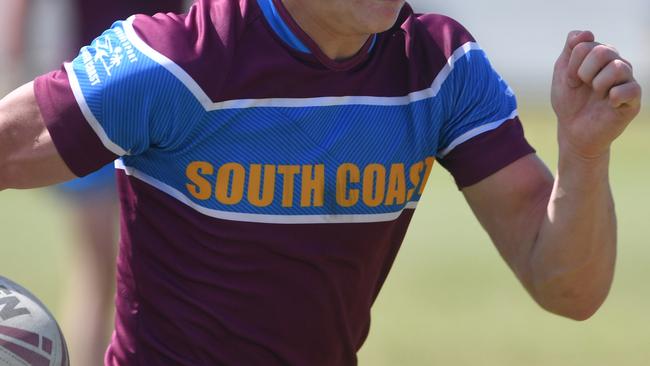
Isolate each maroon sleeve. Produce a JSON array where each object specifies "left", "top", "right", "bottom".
[
  {"left": 34, "top": 68, "right": 118, "bottom": 177},
  {"left": 437, "top": 117, "right": 536, "bottom": 189}
]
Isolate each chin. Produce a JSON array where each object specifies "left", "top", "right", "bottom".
[{"left": 367, "top": 1, "right": 404, "bottom": 32}]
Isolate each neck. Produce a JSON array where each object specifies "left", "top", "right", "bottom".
[{"left": 281, "top": 0, "right": 371, "bottom": 61}]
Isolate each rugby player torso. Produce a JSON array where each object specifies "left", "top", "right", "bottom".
[{"left": 34, "top": 0, "right": 532, "bottom": 364}]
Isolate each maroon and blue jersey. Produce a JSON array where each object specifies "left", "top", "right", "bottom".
[
  {"left": 58, "top": 0, "right": 186, "bottom": 195},
  {"left": 34, "top": 0, "right": 534, "bottom": 364}
]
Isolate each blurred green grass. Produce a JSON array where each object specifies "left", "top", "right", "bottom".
[{"left": 1, "top": 105, "right": 648, "bottom": 365}]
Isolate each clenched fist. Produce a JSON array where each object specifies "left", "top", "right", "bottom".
[{"left": 552, "top": 31, "right": 642, "bottom": 159}]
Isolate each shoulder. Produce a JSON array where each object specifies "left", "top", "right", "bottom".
[
  {"left": 412, "top": 13, "right": 475, "bottom": 53},
  {"left": 130, "top": 0, "right": 261, "bottom": 59},
  {"left": 127, "top": 0, "right": 263, "bottom": 97},
  {"left": 387, "top": 6, "right": 480, "bottom": 88},
  {"left": 400, "top": 9, "right": 477, "bottom": 59}
]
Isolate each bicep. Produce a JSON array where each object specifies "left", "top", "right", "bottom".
[
  {"left": 461, "top": 154, "right": 553, "bottom": 286},
  {"left": 0, "top": 82, "right": 75, "bottom": 189}
]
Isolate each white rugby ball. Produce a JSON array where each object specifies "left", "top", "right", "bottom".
[{"left": 0, "top": 276, "right": 68, "bottom": 366}]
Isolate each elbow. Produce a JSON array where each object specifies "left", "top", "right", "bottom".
[
  {"left": 530, "top": 277, "right": 612, "bottom": 321},
  {"left": 540, "top": 299, "right": 602, "bottom": 321},
  {"left": 567, "top": 307, "right": 600, "bottom": 322},
  {"left": 526, "top": 250, "right": 616, "bottom": 321}
]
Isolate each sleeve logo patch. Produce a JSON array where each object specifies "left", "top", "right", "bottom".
[{"left": 79, "top": 24, "right": 139, "bottom": 86}]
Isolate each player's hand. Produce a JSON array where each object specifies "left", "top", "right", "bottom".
[{"left": 551, "top": 31, "right": 642, "bottom": 159}]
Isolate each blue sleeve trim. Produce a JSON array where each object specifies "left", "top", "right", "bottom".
[{"left": 437, "top": 49, "right": 518, "bottom": 156}]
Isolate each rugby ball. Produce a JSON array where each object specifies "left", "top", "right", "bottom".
[{"left": 0, "top": 276, "right": 68, "bottom": 366}]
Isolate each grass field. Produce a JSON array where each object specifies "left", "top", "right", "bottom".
[{"left": 1, "top": 105, "right": 649, "bottom": 365}]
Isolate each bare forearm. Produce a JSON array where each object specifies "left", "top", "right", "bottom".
[
  {"left": 464, "top": 31, "right": 639, "bottom": 321},
  {"left": 524, "top": 28, "right": 640, "bottom": 319},
  {"left": 0, "top": 82, "right": 75, "bottom": 190},
  {"left": 530, "top": 150, "right": 616, "bottom": 320}
]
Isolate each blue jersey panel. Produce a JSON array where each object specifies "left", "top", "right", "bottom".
[
  {"left": 122, "top": 101, "right": 441, "bottom": 217},
  {"left": 68, "top": 20, "right": 204, "bottom": 156},
  {"left": 438, "top": 49, "right": 518, "bottom": 154},
  {"left": 68, "top": 20, "right": 517, "bottom": 220}
]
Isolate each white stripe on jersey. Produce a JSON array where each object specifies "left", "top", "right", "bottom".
[{"left": 437, "top": 109, "right": 519, "bottom": 158}]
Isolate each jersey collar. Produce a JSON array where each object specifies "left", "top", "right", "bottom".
[{"left": 256, "top": 0, "right": 377, "bottom": 71}]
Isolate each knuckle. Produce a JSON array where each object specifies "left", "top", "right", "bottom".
[
  {"left": 592, "top": 75, "right": 610, "bottom": 92},
  {"left": 592, "top": 45, "right": 617, "bottom": 62},
  {"left": 573, "top": 42, "right": 592, "bottom": 56},
  {"left": 592, "top": 80, "right": 607, "bottom": 93},
  {"left": 567, "top": 30, "right": 583, "bottom": 43},
  {"left": 612, "top": 59, "right": 632, "bottom": 78},
  {"left": 621, "top": 57, "right": 633, "bottom": 70},
  {"left": 614, "top": 82, "right": 642, "bottom": 100},
  {"left": 603, "top": 44, "right": 619, "bottom": 53}
]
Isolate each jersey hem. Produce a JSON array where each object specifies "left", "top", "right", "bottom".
[{"left": 438, "top": 117, "right": 536, "bottom": 188}]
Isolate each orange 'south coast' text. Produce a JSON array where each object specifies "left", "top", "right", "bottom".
[{"left": 185, "top": 158, "right": 435, "bottom": 209}]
